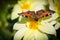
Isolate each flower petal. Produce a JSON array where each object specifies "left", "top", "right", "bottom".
[
  {"left": 13, "top": 23, "right": 26, "bottom": 30},
  {"left": 38, "top": 23, "right": 56, "bottom": 35},
  {"left": 11, "top": 4, "right": 22, "bottom": 20},
  {"left": 19, "top": 16, "right": 22, "bottom": 22},
  {"left": 34, "top": 30, "right": 48, "bottom": 40},
  {"left": 41, "top": 13, "right": 58, "bottom": 23},
  {"left": 23, "top": 29, "right": 35, "bottom": 40},
  {"left": 50, "top": 21, "right": 56, "bottom": 25},
  {"left": 23, "top": 30, "right": 48, "bottom": 40},
  {"left": 14, "top": 28, "right": 28, "bottom": 40},
  {"left": 51, "top": 13, "right": 58, "bottom": 20},
  {"left": 55, "top": 22, "right": 60, "bottom": 30},
  {"left": 31, "top": 1, "right": 45, "bottom": 11}
]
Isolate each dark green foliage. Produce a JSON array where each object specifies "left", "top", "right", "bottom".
[
  {"left": 0, "top": 0, "right": 18, "bottom": 40},
  {"left": 0, "top": 28, "right": 12, "bottom": 40},
  {"left": 47, "top": 34, "right": 58, "bottom": 40},
  {"left": 56, "top": 28, "right": 60, "bottom": 40}
]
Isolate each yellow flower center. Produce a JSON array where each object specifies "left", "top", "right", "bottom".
[
  {"left": 21, "top": 3, "right": 31, "bottom": 10},
  {"left": 27, "top": 21, "right": 39, "bottom": 30}
]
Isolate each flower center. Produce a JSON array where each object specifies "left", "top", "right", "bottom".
[
  {"left": 21, "top": 3, "right": 31, "bottom": 10},
  {"left": 27, "top": 21, "right": 39, "bottom": 30}
]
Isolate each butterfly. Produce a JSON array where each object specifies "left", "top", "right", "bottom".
[{"left": 18, "top": 10, "right": 55, "bottom": 21}]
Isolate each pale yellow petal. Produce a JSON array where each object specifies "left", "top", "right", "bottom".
[
  {"left": 41, "top": 13, "right": 58, "bottom": 23},
  {"left": 38, "top": 23, "right": 56, "bottom": 35},
  {"left": 51, "top": 13, "right": 58, "bottom": 20},
  {"left": 13, "top": 23, "right": 26, "bottom": 30},
  {"left": 18, "top": 16, "right": 22, "bottom": 22},
  {"left": 23, "top": 29, "right": 34, "bottom": 40},
  {"left": 31, "top": 1, "right": 45, "bottom": 11},
  {"left": 14, "top": 28, "right": 28, "bottom": 40},
  {"left": 55, "top": 22, "right": 60, "bottom": 30},
  {"left": 23, "top": 30, "right": 48, "bottom": 40},
  {"left": 50, "top": 21, "right": 56, "bottom": 25},
  {"left": 34, "top": 30, "right": 48, "bottom": 40},
  {"left": 11, "top": 4, "right": 22, "bottom": 20}
]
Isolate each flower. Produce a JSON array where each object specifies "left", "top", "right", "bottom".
[
  {"left": 13, "top": 20, "right": 56, "bottom": 40},
  {"left": 13, "top": 10, "right": 57, "bottom": 40},
  {"left": 48, "top": 0, "right": 60, "bottom": 30},
  {"left": 11, "top": 0, "right": 48, "bottom": 20},
  {"left": 12, "top": 0, "right": 59, "bottom": 40}
]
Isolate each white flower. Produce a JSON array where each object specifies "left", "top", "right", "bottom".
[
  {"left": 13, "top": 9, "right": 58, "bottom": 40},
  {"left": 13, "top": 20, "right": 56, "bottom": 40},
  {"left": 11, "top": 0, "right": 48, "bottom": 20}
]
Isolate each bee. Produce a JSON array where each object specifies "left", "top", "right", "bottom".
[{"left": 18, "top": 10, "right": 55, "bottom": 21}]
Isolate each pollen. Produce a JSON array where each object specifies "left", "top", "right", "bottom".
[
  {"left": 21, "top": 3, "right": 31, "bottom": 10},
  {"left": 29, "top": 21, "right": 39, "bottom": 29}
]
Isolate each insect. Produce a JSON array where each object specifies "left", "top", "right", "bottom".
[
  {"left": 18, "top": 10, "right": 55, "bottom": 21},
  {"left": 18, "top": 11, "right": 35, "bottom": 18}
]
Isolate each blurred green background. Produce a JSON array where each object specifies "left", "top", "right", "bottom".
[{"left": 0, "top": 0, "right": 18, "bottom": 40}]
